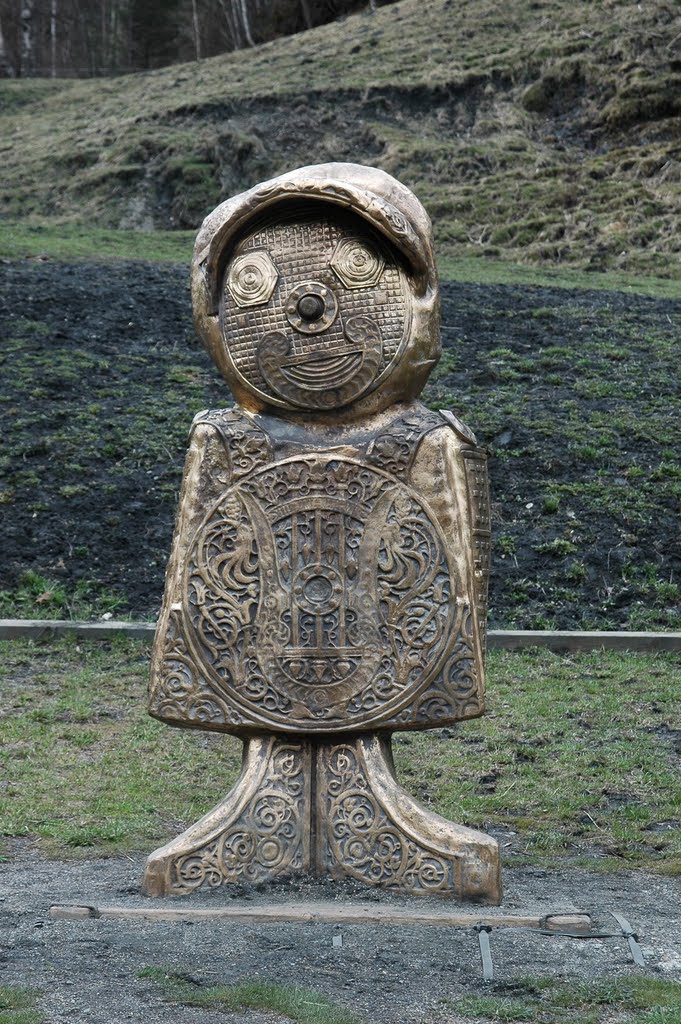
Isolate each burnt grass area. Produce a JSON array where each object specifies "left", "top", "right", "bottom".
[{"left": 0, "top": 258, "right": 679, "bottom": 630}]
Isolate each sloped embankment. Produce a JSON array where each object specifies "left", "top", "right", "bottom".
[
  {"left": 0, "top": 0, "right": 680, "bottom": 276},
  {"left": 1, "top": 259, "right": 678, "bottom": 629}
]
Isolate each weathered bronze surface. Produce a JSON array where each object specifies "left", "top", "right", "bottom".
[{"left": 143, "top": 163, "right": 501, "bottom": 902}]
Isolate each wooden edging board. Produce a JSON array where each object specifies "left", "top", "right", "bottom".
[
  {"left": 48, "top": 902, "right": 592, "bottom": 931},
  {"left": 1, "top": 619, "right": 679, "bottom": 652}
]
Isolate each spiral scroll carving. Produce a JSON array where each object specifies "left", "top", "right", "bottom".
[
  {"left": 321, "top": 745, "right": 456, "bottom": 895},
  {"left": 170, "top": 743, "right": 307, "bottom": 893}
]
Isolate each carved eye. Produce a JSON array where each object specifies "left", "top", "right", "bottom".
[
  {"left": 330, "top": 237, "right": 385, "bottom": 289},
  {"left": 227, "top": 250, "right": 278, "bottom": 307}
]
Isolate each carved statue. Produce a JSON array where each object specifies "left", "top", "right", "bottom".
[{"left": 143, "top": 163, "right": 501, "bottom": 902}]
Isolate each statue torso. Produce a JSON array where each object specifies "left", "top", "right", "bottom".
[{"left": 150, "top": 402, "right": 488, "bottom": 734}]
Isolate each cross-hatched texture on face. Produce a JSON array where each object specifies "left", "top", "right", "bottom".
[{"left": 219, "top": 206, "right": 410, "bottom": 404}]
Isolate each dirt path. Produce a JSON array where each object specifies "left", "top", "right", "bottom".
[{"left": 1, "top": 854, "right": 679, "bottom": 1022}]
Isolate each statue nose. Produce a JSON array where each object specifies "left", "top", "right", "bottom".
[{"left": 296, "top": 293, "right": 326, "bottom": 322}]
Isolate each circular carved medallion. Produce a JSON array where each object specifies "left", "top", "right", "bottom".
[
  {"left": 182, "top": 456, "right": 458, "bottom": 732},
  {"left": 219, "top": 208, "right": 412, "bottom": 412}
]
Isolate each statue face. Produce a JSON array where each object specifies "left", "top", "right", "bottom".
[{"left": 219, "top": 205, "right": 412, "bottom": 410}]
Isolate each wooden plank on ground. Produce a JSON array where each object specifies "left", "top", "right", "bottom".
[
  {"left": 0, "top": 619, "right": 155, "bottom": 640},
  {"left": 487, "top": 630, "right": 681, "bottom": 652},
  {"left": 1, "top": 620, "right": 679, "bottom": 652},
  {"left": 48, "top": 902, "right": 592, "bottom": 931}
]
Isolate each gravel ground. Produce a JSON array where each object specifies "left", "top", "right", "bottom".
[{"left": 1, "top": 853, "right": 679, "bottom": 1023}]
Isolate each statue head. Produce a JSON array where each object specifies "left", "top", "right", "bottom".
[{"left": 191, "top": 163, "right": 440, "bottom": 417}]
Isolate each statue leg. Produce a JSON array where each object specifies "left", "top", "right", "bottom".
[
  {"left": 316, "top": 734, "right": 502, "bottom": 903},
  {"left": 142, "top": 736, "right": 311, "bottom": 897},
  {"left": 143, "top": 732, "right": 501, "bottom": 903}
]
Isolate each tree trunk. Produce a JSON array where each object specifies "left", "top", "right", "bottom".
[
  {"left": 100, "top": 0, "right": 107, "bottom": 75},
  {"left": 300, "top": 0, "right": 313, "bottom": 29},
  {"left": 0, "top": 14, "right": 15, "bottom": 77},
  {"left": 20, "top": 0, "right": 33, "bottom": 76},
  {"left": 109, "top": 0, "right": 117, "bottom": 72},
  {"left": 192, "top": 0, "right": 201, "bottom": 60},
  {"left": 239, "top": 0, "right": 255, "bottom": 47},
  {"left": 218, "top": 0, "right": 239, "bottom": 49}
]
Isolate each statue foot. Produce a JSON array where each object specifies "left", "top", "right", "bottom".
[
  {"left": 142, "top": 736, "right": 311, "bottom": 897},
  {"left": 143, "top": 733, "right": 501, "bottom": 903},
  {"left": 317, "top": 734, "right": 501, "bottom": 902}
]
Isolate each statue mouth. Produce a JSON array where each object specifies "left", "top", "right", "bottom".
[
  {"left": 257, "top": 315, "right": 383, "bottom": 409},
  {"left": 279, "top": 347, "right": 364, "bottom": 390}
]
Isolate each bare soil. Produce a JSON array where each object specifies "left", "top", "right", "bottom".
[
  {"left": 1, "top": 852, "right": 680, "bottom": 1023},
  {"left": 0, "top": 258, "right": 679, "bottom": 629}
]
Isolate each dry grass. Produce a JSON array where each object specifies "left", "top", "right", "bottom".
[{"left": 0, "top": 0, "right": 679, "bottom": 277}]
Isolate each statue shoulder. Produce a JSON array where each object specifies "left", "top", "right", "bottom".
[
  {"left": 189, "top": 407, "right": 273, "bottom": 479},
  {"left": 437, "top": 409, "right": 479, "bottom": 447}
]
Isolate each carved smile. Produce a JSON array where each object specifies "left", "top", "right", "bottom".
[
  {"left": 257, "top": 315, "right": 383, "bottom": 409},
  {"left": 280, "top": 348, "right": 364, "bottom": 390}
]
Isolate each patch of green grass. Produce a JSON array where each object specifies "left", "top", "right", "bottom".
[
  {"left": 0, "top": 222, "right": 194, "bottom": 262},
  {"left": 0, "top": 570, "right": 127, "bottom": 620},
  {"left": 446, "top": 975, "right": 681, "bottom": 1023},
  {"left": 3, "top": 219, "right": 681, "bottom": 301},
  {"left": 0, "top": 635, "right": 242, "bottom": 856},
  {"left": 393, "top": 647, "right": 681, "bottom": 870},
  {"left": 0, "top": 986, "right": 43, "bottom": 1024},
  {"left": 138, "top": 968, "right": 365, "bottom": 1024},
  {"left": 1, "top": 639, "right": 679, "bottom": 871},
  {"left": 438, "top": 257, "right": 681, "bottom": 299}
]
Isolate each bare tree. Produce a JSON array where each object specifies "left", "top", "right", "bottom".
[
  {"left": 300, "top": 0, "right": 312, "bottom": 29},
  {"left": 0, "top": 0, "right": 397, "bottom": 76},
  {"left": 217, "top": 0, "right": 239, "bottom": 49},
  {"left": 49, "top": 0, "right": 57, "bottom": 76},
  {"left": 191, "top": 0, "right": 201, "bottom": 58},
  {"left": 238, "top": 0, "right": 254, "bottom": 47},
  {"left": 19, "top": 0, "right": 33, "bottom": 75},
  {"left": 0, "top": 10, "right": 14, "bottom": 75}
]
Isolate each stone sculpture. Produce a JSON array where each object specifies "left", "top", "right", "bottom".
[{"left": 143, "top": 163, "right": 501, "bottom": 903}]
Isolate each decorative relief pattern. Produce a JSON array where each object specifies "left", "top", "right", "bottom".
[
  {"left": 149, "top": 608, "right": 238, "bottom": 728},
  {"left": 463, "top": 451, "right": 491, "bottom": 656},
  {"left": 180, "top": 455, "right": 457, "bottom": 731},
  {"left": 320, "top": 744, "right": 456, "bottom": 895},
  {"left": 227, "top": 250, "right": 278, "bottom": 308},
  {"left": 366, "top": 409, "right": 443, "bottom": 478},
  {"left": 257, "top": 315, "right": 382, "bottom": 409},
  {"left": 170, "top": 742, "right": 308, "bottom": 893},
  {"left": 330, "top": 236, "right": 385, "bottom": 289},
  {"left": 193, "top": 408, "right": 272, "bottom": 480},
  {"left": 401, "top": 608, "right": 482, "bottom": 724}
]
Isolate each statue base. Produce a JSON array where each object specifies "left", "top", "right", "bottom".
[{"left": 142, "top": 733, "right": 501, "bottom": 903}]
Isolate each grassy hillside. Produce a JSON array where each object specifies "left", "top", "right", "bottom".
[{"left": 1, "top": 0, "right": 680, "bottom": 277}]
